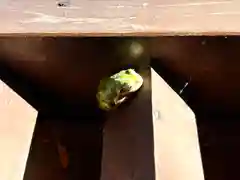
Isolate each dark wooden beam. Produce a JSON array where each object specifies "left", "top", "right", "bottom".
[{"left": 101, "top": 68, "right": 204, "bottom": 180}]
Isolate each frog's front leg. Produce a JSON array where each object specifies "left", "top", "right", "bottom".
[{"left": 114, "top": 93, "right": 126, "bottom": 105}]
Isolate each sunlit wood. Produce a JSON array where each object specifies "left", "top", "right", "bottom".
[
  {"left": 0, "top": 0, "right": 238, "bottom": 35},
  {"left": 0, "top": 80, "right": 37, "bottom": 180}
]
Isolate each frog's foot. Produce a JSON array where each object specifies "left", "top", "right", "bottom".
[
  {"left": 114, "top": 97, "right": 127, "bottom": 105},
  {"left": 99, "top": 101, "right": 111, "bottom": 111}
]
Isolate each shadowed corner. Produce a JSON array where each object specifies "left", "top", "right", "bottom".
[
  {"left": 0, "top": 59, "right": 75, "bottom": 113},
  {"left": 0, "top": 60, "right": 44, "bottom": 111},
  {"left": 23, "top": 109, "right": 104, "bottom": 180},
  {"left": 150, "top": 57, "right": 200, "bottom": 109},
  {"left": 0, "top": 59, "right": 104, "bottom": 180},
  {"left": 150, "top": 58, "right": 189, "bottom": 97},
  {"left": 19, "top": 80, "right": 105, "bottom": 180}
]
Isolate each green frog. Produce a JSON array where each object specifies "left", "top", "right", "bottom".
[{"left": 96, "top": 68, "right": 143, "bottom": 111}]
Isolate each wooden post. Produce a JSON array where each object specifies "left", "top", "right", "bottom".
[
  {"left": 0, "top": 80, "right": 37, "bottom": 180},
  {"left": 101, "top": 68, "right": 204, "bottom": 180}
]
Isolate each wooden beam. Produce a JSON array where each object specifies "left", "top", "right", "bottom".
[
  {"left": 0, "top": 0, "right": 239, "bottom": 35},
  {"left": 0, "top": 80, "right": 37, "bottom": 180},
  {"left": 101, "top": 68, "right": 204, "bottom": 180}
]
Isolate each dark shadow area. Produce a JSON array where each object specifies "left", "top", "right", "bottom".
[
  {"left": 0, "top": 37, "right": 155, "bottom": 180},
  {"left": 0, "top": 59, "right": 101, "bottom": 121},
  {"left": 150, "top": 57, "right": 194, "bottom": 101},
  {"left": 0, "top": 57, "right": 105, "bottom": 180},
  {"left": 101, "top": 68, "right": 155, "bottom": 180},
  {"left": 150, "top": 36, "right": 240, "bottom": 180},
  {"left": 2, "top": 36, "right": 240, "bottom": 180},
  {"left": 24, "top": 110, "right": 104, "bottom": 180},
  {"left": 150, "top": 36, "right": 240, "bottom": 116},
  {"left": 151, "top": 57, "right": 240, "bottom": 180},
  {"left": 0, "top": 60, "right": 52, "bottom": 111}
]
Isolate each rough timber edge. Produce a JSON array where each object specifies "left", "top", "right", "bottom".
[{"left": 0, "top": 31, "right": 237, "bottom": 37}]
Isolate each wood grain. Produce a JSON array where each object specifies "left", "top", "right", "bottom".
[
  {"left": 0, "top": 80, "right": 37, "bottom": 180},
  {"left": 0, "top": 0, "right": 239, "bottom": 35}
]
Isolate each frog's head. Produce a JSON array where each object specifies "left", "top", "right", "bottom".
[
  {"left": 112, "top": 69, "right": 143, "bottom": 107},
  {"left": 97, "top": 68, "right": 143, "bottom": 111},
  {"left": 117, "top": 69, "right": 143, "bottom": 93}
]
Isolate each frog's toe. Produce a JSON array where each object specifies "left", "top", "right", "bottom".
[
  {"left": 99, "top": 102, "right": 111, "bottom": 111},
  {"left": 115, "top": 97, "right": 127, "bottom": 105}
]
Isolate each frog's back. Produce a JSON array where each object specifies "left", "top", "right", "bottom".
[{"left": 97, "top": 77, "right": 118, "bottom": 102}]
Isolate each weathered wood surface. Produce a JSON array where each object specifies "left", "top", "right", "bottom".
[
  {"left": 0, "top": 0, "right": 239, "bottom": 35},
  {"left": 101, "top": 68, "right": 204, "bottom": 180},
  {"left": 0, "top": 80, "right": 37, "bottom": 180}
]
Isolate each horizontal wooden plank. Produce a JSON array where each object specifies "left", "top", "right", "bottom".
[{"left": 0, "top": 0, "right": 239, "bottom": 35}]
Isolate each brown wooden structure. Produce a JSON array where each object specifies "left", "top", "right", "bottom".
[{"left": 1, "top": 0, "right": 240, "bottom": 180}]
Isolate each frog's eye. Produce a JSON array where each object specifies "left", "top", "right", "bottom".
[
  {"left": 125, "top": 69, "right": 131, "bottom": 74},
  {"left": 119, "top": 88, "right": 126, "bottom": 94}
]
